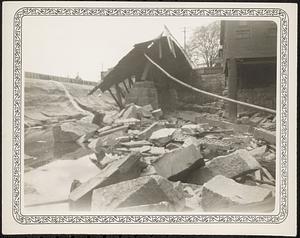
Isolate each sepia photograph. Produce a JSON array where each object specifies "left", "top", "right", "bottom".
[
  {"left": 2, "top": 1, "right": 297, "bottom": 236},
  {"left": 23, "top": 17, "right": 277, "bottom": 213}
]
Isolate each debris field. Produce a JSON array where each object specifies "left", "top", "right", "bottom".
[{"left": 52, "top": 102, "right": 276, "bottom": 212}]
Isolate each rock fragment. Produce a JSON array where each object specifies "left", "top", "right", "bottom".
[
  {"left": 88, "top": 130, "right": 124, "bottom": 152},
  {"left": 152, "top": 144, "right": 204, "bottom": 181},
  {"left": 253, "top": 128, "right": 276, "bottom": 145},
  {"left": 149, "top": 128, "right": 177, "bottom": 146},
  {"left": 69, "top": 152, "right": 146, "bottom": 210},
  {"left": 181, "top": 123, "right": 209, "bottom": 135},
  {"left": 185, "top": 149, "right": 261, "bottom": 185},
  {"left": 201, "top": 175, "right": 272, "bottom": 211},
  {"left": 91, "top": 176, "right": 171, "bottom": 211},
  {"left": 120, "top": 140, "right": 152, "bottom": 148},
  {"left": 205, "top": 149, "right": 261, "bottom": 179}
]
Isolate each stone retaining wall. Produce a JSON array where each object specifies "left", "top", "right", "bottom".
[
  {"left": 178, "top": 73, "right": 226, "bottom": 105},
  {"left": 237, "top": 84, "right": 276, "bottom": 113}
]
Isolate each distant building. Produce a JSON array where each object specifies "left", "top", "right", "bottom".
[{"left": 220, "top": 21, "right": 277, "bottom": 119}]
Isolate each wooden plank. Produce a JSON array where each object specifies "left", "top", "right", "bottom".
[
  {"left": 115, "top": 84, "right": 124, "bottom": 108},
  {"left": 128, "top": 78, "right": 133, "bottom": 88},
  {"left": 108, "top": 88, "right": 122, "bottom": 109},
  {"left": 122, "top": 80, "right": 130, "bottom": 93},
  {"left": 227, "top": 58, "right": 238, "bottom": 122}
]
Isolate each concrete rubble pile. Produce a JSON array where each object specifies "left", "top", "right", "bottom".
[{"left": 54, "top": 102, "right": 276, "bottom": 212}]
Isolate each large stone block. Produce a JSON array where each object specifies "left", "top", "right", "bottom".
[
  {"left": 151, "top": 175, "right": 186, "bottom": 211},
  {"left": 206, "top": 149, "right": 261, "bottom": 179},
  {"left": 91, "top": 176, "right": 170, "bottom": 211},
  {"left": 185, "top": 149, "right": 261, "bottom": 185},
  {"left": 68, "top": 152, "right": 146, "bottom": 210},
  {"left": 152, "top": 144, "right": 204, "bottom": 181},
  {"left": 201, "top": 175, "right": 272, "bottom": 211}
]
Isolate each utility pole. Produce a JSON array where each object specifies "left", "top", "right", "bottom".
[{"left": 183, "top": 26, "right": 187, "bottom": 50}]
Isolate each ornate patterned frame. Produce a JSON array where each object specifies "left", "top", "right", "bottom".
[{"left": 12, "top": 7, "right": 289, "bottom": 224}]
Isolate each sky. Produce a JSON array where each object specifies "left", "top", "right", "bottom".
[{"left": 23, "top": 16, "right": 215, "bottom": 82}]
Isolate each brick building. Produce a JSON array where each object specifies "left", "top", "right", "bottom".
[{"left": 220, "top": 21, "right": 277, "bottom": 120}]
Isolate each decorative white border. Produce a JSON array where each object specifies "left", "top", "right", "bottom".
[{"left": 13, "top": 7, "right": 288, "bottom": 224}]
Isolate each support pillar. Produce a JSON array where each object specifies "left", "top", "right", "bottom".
[{"left": 227, "top": 58, "right": 238, "bottom": 122}]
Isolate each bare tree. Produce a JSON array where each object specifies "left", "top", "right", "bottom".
[{"left": 186, "top": 21, "right": 220, "bottom": 68}]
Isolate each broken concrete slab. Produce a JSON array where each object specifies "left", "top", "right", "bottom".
[
  {"left": 114, "top": 118, "right": 140, "bottom": 126},
  {"left": 137, "top": 122, "right": 165, "bottom": 140},
  {"left": 260, "top": 122, "right": 276, "bottom": 131},
  {"left": 148, "top": 146, "right": 167, "bottom": 155},
  {"left": 91, "top": 176, "right": 171, "bottom": 211},
  {"left": 206, "top": 149, "right": 261, "bottom": 179},
  {"left": 115, "top": 201, "right": 172, "bottom": 212},
  {"left": 116, "top": 136, "right": 131, "bottom": 143},
  {"left": 120, "top": 104, "right": 138, "bottom": 119},
  {"left": 88, "top": 130, "right": 125, "bottom": 152},
  {"left": 151, "top": 175, "right": 186, "bottom": 211},
  {"left": 97, "top": 125, "right": 128, "bottom": 137},
  {"left": 171, "top": 129, "right": 189, "bottom": 142},
  {"left": 184, "top": 149, "right": 261, "bottom": 185},
  {"left": 120, "top": 140, "right": 152, "bottom": 148},
  {"left": 182, "top": 137, "right": 200, "bottom": 148},
  {"left": 201, "top": 175, "right": 272, "bottom": 212},
  {"left": 253, "top": 127, "right": 276, "bottom": 145},
  {"left": 181, "top": 123, "right": 209, "bottom": 135},
  {"left": 149, "top": 128, "right": 177, "bottom": 146},
  {"left": 249, "top": 145, "right": 267, "bottom": 160},
  {"left": 249, "top": 116, "right": 264, "bottom": 125},
  {"left": 130, "top": 145, "right": 151, "bottom": 153},
  {"left": 198, "top": 137, "right": 233, "bottom": 151},
  {"left": 152, "top": 144, "right": 204, "bottom": 181},
  {"left": 136, "top": 105, "right": 153, "bottom": 118},
  {"left": 95, "top": 153, "right": 121, "bottom": 169},
  {"left": 141, "top": 104, "right": 153, "bottom": 112},
  {"left": 165, "top": 142, "right": 181, "bottom": 150},
  {"left": 152, "top": 108, "right": 163, "bottom": 119},
  {"left": 53, "top": 121, "right": 98, "bottom": 143},
  {"left": 69, "top": 152, "right": 146, "bottom": 210},
  {"left": 97, "top": 125, "right": 113, "bottom": 133}
]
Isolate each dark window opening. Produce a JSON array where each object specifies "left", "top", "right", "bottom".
[{"left": 237, "top": 60, "right": 276, "bottom": 89}]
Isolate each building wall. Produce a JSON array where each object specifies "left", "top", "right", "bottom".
[
  {"left": 221, "top": 21, "right": 277, "bottom": 59},
  {"left": 221, "top": 21, "right": 277, "bottom": 117}
]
